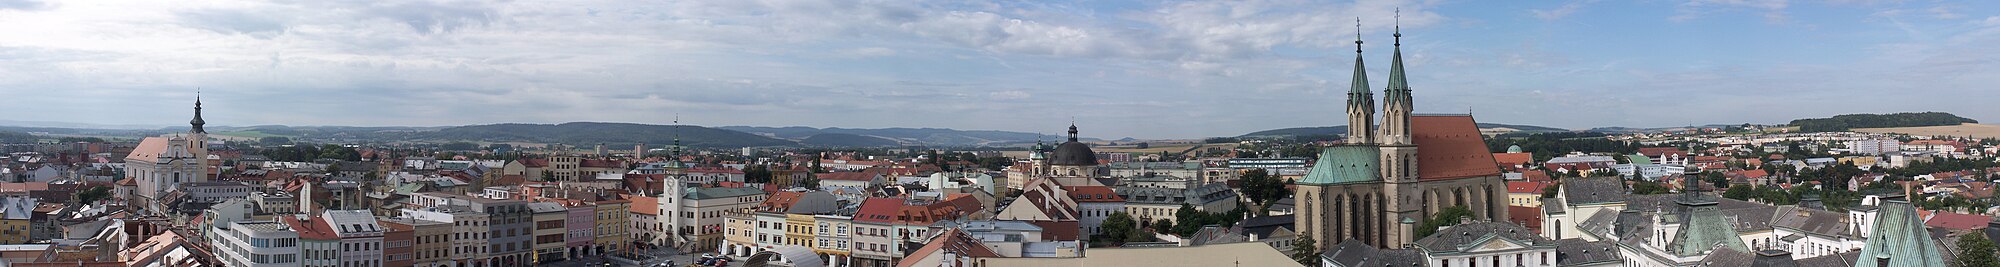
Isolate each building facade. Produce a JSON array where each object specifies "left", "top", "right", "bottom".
[{"left": 1295, "top": 31, "right": 1509, "bottom": 249}]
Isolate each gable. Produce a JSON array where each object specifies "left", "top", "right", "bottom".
[
  {"left": 1411, "top": 115, "right": 1504, "bottom": 180},
  {"left": 1465, "top": 235, "right": 1528, "bottom": 252}
]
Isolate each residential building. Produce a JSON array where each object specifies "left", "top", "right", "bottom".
[
  {"left": 402, "top": 207, "right": 492, "bottom": 265},
  {"left": 1412, "top": 221, "right": 1557, "bottom": 267},
  {"left": 381, "top": 219, "right": 413, "bottom": 267},
  {"left": 1063, "top": 185, "right": 1124, "bottom": 236},
  {"left": 529, "top": 202, "right": 568, "bottom": 264},
  {"left": 212, "top": 221, "right": 301, "bottom": 267},
  {"left": 595, "top": 197, "right": 632, "bottom": 256},
  {"left": 659, "top": 177, "right": 768, "bottom": 252},
  {"left": 1847, "top": 139, "right": 1900, "bottom": 155},
  {"left": 379, "top": 217, "right": 451, "bottom": 267}
]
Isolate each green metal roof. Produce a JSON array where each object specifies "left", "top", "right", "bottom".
[
  {"left": 1669, "top": 202, "right": 1749, "bottom": 257},
  {"left": 687, "top": 187, "right": 766, "bottom": 200},
  {"left": 1298, "top": 146, "right": 1380, "bottom": 185},
  {"left": 1347, "top": 51, "right": 1373, "bottom": 106},
  {"left": 1628, "top": 154, "right": 1652, "bottom": 165},
  {"left": 1856, "top": 201, "right": 1949, "bottom": 267},
  {"left": 1383, "top": 44, "right": 1411, "bottom": 104}
]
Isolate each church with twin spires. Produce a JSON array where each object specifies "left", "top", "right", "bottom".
[{"left": 1293, "top": 25, "right": 1508, "bottom": 250}]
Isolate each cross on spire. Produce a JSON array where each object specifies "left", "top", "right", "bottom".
[
  {"left": 1395, "top": 7, "right": 1403, "bottom": 46},
  {"left": 1354, "top": 17, "right": 1363, "bottom": 53}
]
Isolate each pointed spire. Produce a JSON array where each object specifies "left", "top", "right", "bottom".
[
  {"left": 1347, "top": 18, "right": 1371, "bottom": 103},
  {"left": 1384, "top": 12, "right": 1411, "bottom": 104},
  {"left": 190, "top": 89, "right": 206, "bottom": 134},
  {"left": 672, "top": 115, "right": 681, "bottom": 157}
]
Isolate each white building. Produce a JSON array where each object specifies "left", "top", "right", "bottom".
[
  {"left": 1847, "top": 139, "right": 1900, "bottom": 155},
  {"left": 324, "top": 210, "right": 385, "bottom": 267},
  {"left": 1414, "top": 221, "right": 1557, "bottom": 267},
  {"left": 213, "top": 221, "right": 302, "bottom": 267}
]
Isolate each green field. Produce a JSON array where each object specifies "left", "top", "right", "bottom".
[{"left": 214, "top": 131, "right": 284, "bottom": 138}]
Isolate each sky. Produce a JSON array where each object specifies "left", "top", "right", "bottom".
[{"left": 2, "top": 0, "right": 1998, "bottom": 139}]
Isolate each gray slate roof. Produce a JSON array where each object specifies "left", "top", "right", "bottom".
[
  {"left": 1415, "top": 221, "right": 1555, "bottom": 255},
  {"left": 1562, "top": 176, "right": 1627, "bottom": 205},
  {"left": 1554, "top": 239, "right": 1622, "bottom": 266},
  {"left": 1321, "top": 239, "right": 1426, "bottom": 267}
]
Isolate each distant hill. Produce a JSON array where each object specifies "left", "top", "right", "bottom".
[
  {"left": 0, "top": 131, "right": 37, "bottom": 143},
  {"left": 798, "top": 133, "right": 903, "bottom": 147},
  {"left": 720, "top": 126, "right": 1064, "bottom": 147},
  {"left": 1239, "top": 123, "right": 1567, "bottom": 137},
  {"left": 1790, "top": 112, "right": 1978, "bottom": 132},
  {"left": 418, "top": 122, "right": 794, "bottom": 148}
]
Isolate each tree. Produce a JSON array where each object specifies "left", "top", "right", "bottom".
[
  {"left": 75, "top": 186, "right": 112, "bottom": 204},
  {"left": 1631, "top": 180, "right": 1670, "bottom": 195},
  {"left": 1541, "top": 182, "right": 1561, "bottom": 199},
  {"left": 258, "top": 136, "right": 291, "bottom": 145},
  {"left": 1290, "top": 234, "right": 1319, "bottom": 265},
  {"left": 1239, "top": 169, "right": 1288, "bottom": 211},
  {"left": 1723, "top": 185, "right": 1755, "bottom": 200},
  {"left": 1702, "top": 171, "right": 1730, "bottom": 189},
  {"left": 1151, "top": 219, "right": 1173, "bottom": 234},
  {"left": 1959, "top": 232, "right": 2000, "bottom": 267},
  {"left": 1103, "top": 212, "right": 1139, "bottom": 244},
  {"left": 801, "top": 173, "right": 822, "bottom": 190},
  {"left": 1413, "top": 206, "right": 1475, "bottom": 239}
]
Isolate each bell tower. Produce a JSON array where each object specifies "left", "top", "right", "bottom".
[{"left": 1344, "top": 19, "right": 1376, "bottom": 145}]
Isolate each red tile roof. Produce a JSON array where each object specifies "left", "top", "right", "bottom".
[
  {"left": 1637, "top": 147, "right": 1686, "bottom": 158},
  {"left": 1506, "top": 181, "right": 1548, "bottom": 194},
  {"left": 1411, "top": 115, "right": 1505, "bottom": 180},
  {"left": 1491, "top": 153, "right": 1533, "bottom": 166},
  {"left": 628, "top": 195, "right": 659, "bottom": 215},
  {"left": 1727, "top": 169, "right": 1769, "bottom": 179},
  {"left": 279, "top": 215, "right": 341, "bottom": 240},
  {"left": 758, "top": 192, "right": 806, "bottom": 212},
  {"left": 896, "top": 228, "right": 1000, "bottom": 267},
  {"left": 1062, "top": 186, "right": 1124, "bottom": 203},
  {"left": 852, "top": 198, "right": 907, "bottom": 224},
  {"left": 818, "top": 172, "right": 879, "bottom": 182},
  {"left": 1508, "top": 205, "right": 1543, "bottom": 234},
  {"left": 1925, "top": 211, "right": 1991, "bottom": 231},
  {"left": 517, "top": 158, "right": 549, "bottom": 168},
  {"left": 579, "top": 159, "right": 625, "bottom": 168},
  {"left": 1520, "top": 171, "right": 1553, "bottom": 183}
]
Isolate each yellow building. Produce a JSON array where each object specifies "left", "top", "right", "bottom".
[
  {"left": 1507, "top": 182, "right": 1545, "bottom": 208},
  {"left": 0, "top": 197, "right": 33, "bottom": 244},
  {"left": 595, "top": 199, "right": 632, "bottom": 255},
  {"left": 785, "top": 214, "right": 816, "bottom": 247},
  {"left": 722, "top": 212, "right": 756, "bottom": 256}
]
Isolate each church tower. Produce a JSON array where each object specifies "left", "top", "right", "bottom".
[
  {"left": 1344, "top": 21, "right": 1376, "bottom": 145},
  {"left": 1377, "top": 15, "right": 1425, "bottom": 247},
  {"left": 189, "top": 95, "right": 212, "bottom": 182}
]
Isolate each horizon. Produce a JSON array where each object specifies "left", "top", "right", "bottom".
[{"left": 4, "top": 1, "right": 1998, "bottom": 139}]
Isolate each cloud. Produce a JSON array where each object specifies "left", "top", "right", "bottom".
[
  {"left": 1928, "top": 6, "right": 1962, "bottom": 20},
  {"left": 834, "top": 47, "right": 897, "bottom": 58},
  {"left": 0, "top": 0, "right": 44, "bottom": 11},
  {"left": 987, "top": 90, "right": 1031, "bottom": 100},
  {"left": 1531, "top": 1, "right": 1593, "bottom": 21},
  {"left": 1671, "top": 0, "right": 1790, "bottom": 23}
]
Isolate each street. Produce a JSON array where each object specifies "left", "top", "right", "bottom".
[{"left": 536, "top": 249, "right": 746, "bottom": 267}]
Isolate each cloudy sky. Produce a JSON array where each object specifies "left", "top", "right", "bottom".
[{"left": 2, "top": 0, "right": 1997, "bottom": 139}]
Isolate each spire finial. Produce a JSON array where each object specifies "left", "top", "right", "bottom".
[
  {"left": 1394, "top": 8, "right": 1403, "bottom": 46},
  {"left": 1354, "top": 17, "right": 1363, "bottom": 53},
  {"left": 1067, "top": 123, "right": 1079, "bottom": 142}
]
